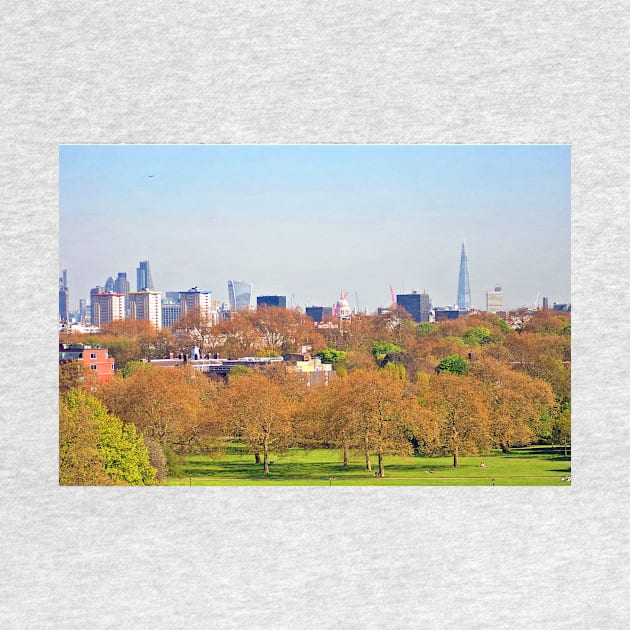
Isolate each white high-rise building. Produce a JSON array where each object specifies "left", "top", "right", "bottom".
[
  {"left": 486, "top": 284, "right": 504, "bottom": 313},
  {"left": 128, "top": 289, "right": 162, "bottom": 329},
  {"left": 179, "top": 287, "right": 214, "bottom": 323},
  {"left": 91, "top": 293, "right": 126, "bottom": 327}
]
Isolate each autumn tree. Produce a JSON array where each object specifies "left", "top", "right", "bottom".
[
  {"left": 206, "top": 313, "right": 260, "bottom": 359},
  {"left": 171, "top": 307, "right": 216, "bottom": 357},
  {"left": 305, "top": 373, "right": 358, "bottom": 467},
  {"left": 427, "top": 373, "right": 491, "bottom": 467},
  {"left": 98, "top": 364, "right": 220, "bottom": 452},
  {"left": 340, "top": 369, "right": 432, "bottom": 477},
  {"left": 246, "top": 307, "right": 326, "bottom": 355},
  {"left": 470, "top": 358, "right": 557, "bottom": 452},
  {"left": 220, "top": 371, "right": 299, "bottom": 473}
]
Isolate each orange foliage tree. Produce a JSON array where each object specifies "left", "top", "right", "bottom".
[
  {"left": 470, "top": 358, "right": 557, "bottom": 452},
  {"left": 427, "top": 372, "right": 491, "bottom": 467},
  {"left": 97, "top": 364, "right": 220, "bottom": 452},
  {"left": 219, "top": 370, "right": 300, "bottom": 473}
]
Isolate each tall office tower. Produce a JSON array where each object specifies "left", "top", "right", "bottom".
[
  {"left": 104, "top": 276, "right": 115, "bottom": 292},
  {"left": 179, "top": 287, "right": 213, "bottom": 323},
  {"left": 91, "top": 293, "right": 125, "bottom": 327},
  {"left": 79, "top": 298, "right": 87, "bottom": 322},
  {"left": 485, "top": 284, "right": 504, "bottom": 313},
  {"left": 136, "top": 260, "right": 154, "bottom": 291},
  {"left": 257, "top": 295, "right": 287, "bottom": 309},
  {"left": 114, "top": 272, "right": 130, "bottom": 296},
  {"left": 228, "top": 280, "right": 253, "bottom": 311},
  {"left": 396, "top": 291, "right": 432, "bottom": 323},
  {"left": 59, "top": 269, "right": 69, "bottom": 323},
  {"left": 128, "top": 289, "right": 162, "bottom": 329},
  {"left": 542, "top": 297, "right": 549, "bottom": 311},
  {"left": 456, "top": 242, "right": 472, "bottom": 310}
]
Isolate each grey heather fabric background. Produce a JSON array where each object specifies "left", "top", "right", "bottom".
[{"left": 1, "top": 2, "right": 628, "bottom": 628}]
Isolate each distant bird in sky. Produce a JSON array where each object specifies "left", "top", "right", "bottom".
[{"left": 148, "top": 174, "right": 154, "bottom": 178}]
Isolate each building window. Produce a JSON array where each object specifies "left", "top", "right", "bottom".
[
  {"left": 111, "top": 365, "right": 115, "bottom": 370},
  {"left": 90, "top": 353, "right": 97, "bottom": 359},
  {"left": 90, "top": 365, "right": 97, "bottom": 370}
]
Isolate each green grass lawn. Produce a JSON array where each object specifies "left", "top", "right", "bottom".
[{"left": 167, "top": 443, "right": 571, "bottom": 486}]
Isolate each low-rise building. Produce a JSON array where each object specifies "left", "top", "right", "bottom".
[{"left": 59, "top": 343, "right": 116, "bottom": 387}]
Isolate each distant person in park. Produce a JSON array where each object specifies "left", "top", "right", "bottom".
[{"left": 480, "top": 462, "right": 487, "bottom": 468}]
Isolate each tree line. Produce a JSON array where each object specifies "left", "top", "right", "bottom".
[{"left": 59, "top": 309, "right": 570, "bottom": 484}]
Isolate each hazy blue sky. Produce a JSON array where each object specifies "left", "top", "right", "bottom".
[{"left": 59, "top": 144, "right": 570, "bottom": 312}]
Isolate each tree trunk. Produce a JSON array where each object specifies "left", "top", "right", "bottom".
[
  {"left": 364, "top": 437, "right": 371, "bottom": 472},
  {"left": 564, "top": 440, "right": 568, "bottom": 456},
  {"left": 452, "top": 424, "right": 459, "bottom": 468},
  {"left": 342, "top": 444, "right": 349, "bottom": 467},
  {"left": 263, "top": 437, "right": 269, "bottom": 474},
  {"left": 377, "top": 452, "right": 385, "bottom": 478},
  {"left": 500, "top": 442, "right": 511, "bottom": 454},
  {"left": 254, "top": 451, "right": 261, "bottom": 465}
]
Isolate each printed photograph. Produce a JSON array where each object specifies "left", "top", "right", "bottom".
[{"left": 59, "top": 144, "right": 571, "bottom": 486}]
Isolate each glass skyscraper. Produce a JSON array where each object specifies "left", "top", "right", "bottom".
[
  {"left": 136, "top": 260, "right": 154, "bottom": 291},
  {"left": 59, "top": 269, "right": 69, "bottom": 323},
  {"left": 456, "top": 242, "right": 472, "bottom": 310},
  {"left": 228, "top": 280, "right": 253, "bottom": 311}
]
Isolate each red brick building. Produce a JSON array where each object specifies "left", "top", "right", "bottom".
[{"left": 59, "top": 343, "right": 116, "bottom": 388}]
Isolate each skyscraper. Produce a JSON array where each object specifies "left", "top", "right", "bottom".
[
  {"left": 59, "top": 269, "right": 69, "bottom": 323},
  {"left": 456, "top": 242, "right": 472, "bottom": 310},
  {"left": 228, "top": 280, "right": 253, "bottom": 311},
  {"left": 136, "top": 260, "right": 154, "bottom": 291},
  {"left": 114, "top": 272, "right": 130, "bottom": 296},
  {"left": 104, "top": 276, "right": 115, "bottom": 292}
]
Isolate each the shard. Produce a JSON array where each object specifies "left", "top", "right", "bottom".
[{"left": 457, "top": 242, "right": 471, "bottom": 310}]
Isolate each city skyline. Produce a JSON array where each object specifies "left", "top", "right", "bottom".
[{"left": 59, "top": 144, "right": 571, "bottom": 311}]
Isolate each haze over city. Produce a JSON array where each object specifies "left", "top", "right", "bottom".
[{"left": 59, "top": 144, "right": 570, "bottom": 312}]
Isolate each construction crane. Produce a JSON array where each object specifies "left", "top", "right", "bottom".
[{"left": 533, "top": 290, "right": 540, "bottom": 310}]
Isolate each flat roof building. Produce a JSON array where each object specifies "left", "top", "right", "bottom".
[
  {"left": 128, "top": 289, "right": 162, "bottom": 329},
  {"left": 91, "top": 293, "right": 125, "bottom": 327},
  {"left": 486, "top": 284, "right": 503, "bottom": 313},
  {"left": 305, "top": 306, "right": 333, "bottom": 323},
  {"left": 396, "top": 291, "right": 431, "bottom": 323},
  {"left": 257, "top": 295, "right": 287, "bottom": 309}
]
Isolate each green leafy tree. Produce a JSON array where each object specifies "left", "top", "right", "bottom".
[
  {"left": 463, "top": 326, "right": 494, "bottom": 347},
  {"left": 436, "top": 354, "right": 469, "bottom": 375},
  {"left": 371, "top": 341, "right": 402, "bottom": 365},
  {"left": 417, "top": 322, "right": 437, "bottom": 336},
  {"left": 497, "top": 318, "right": 511, "bottom": 335},
  {"left": 60, "top": 388, "right": 156, "bottom": 485},
  {"left": 551, "top": 406, "right": 571, "bottom": 455},
  {"left": 315, "top": 348, "right": 347, "bottom": 367}
]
